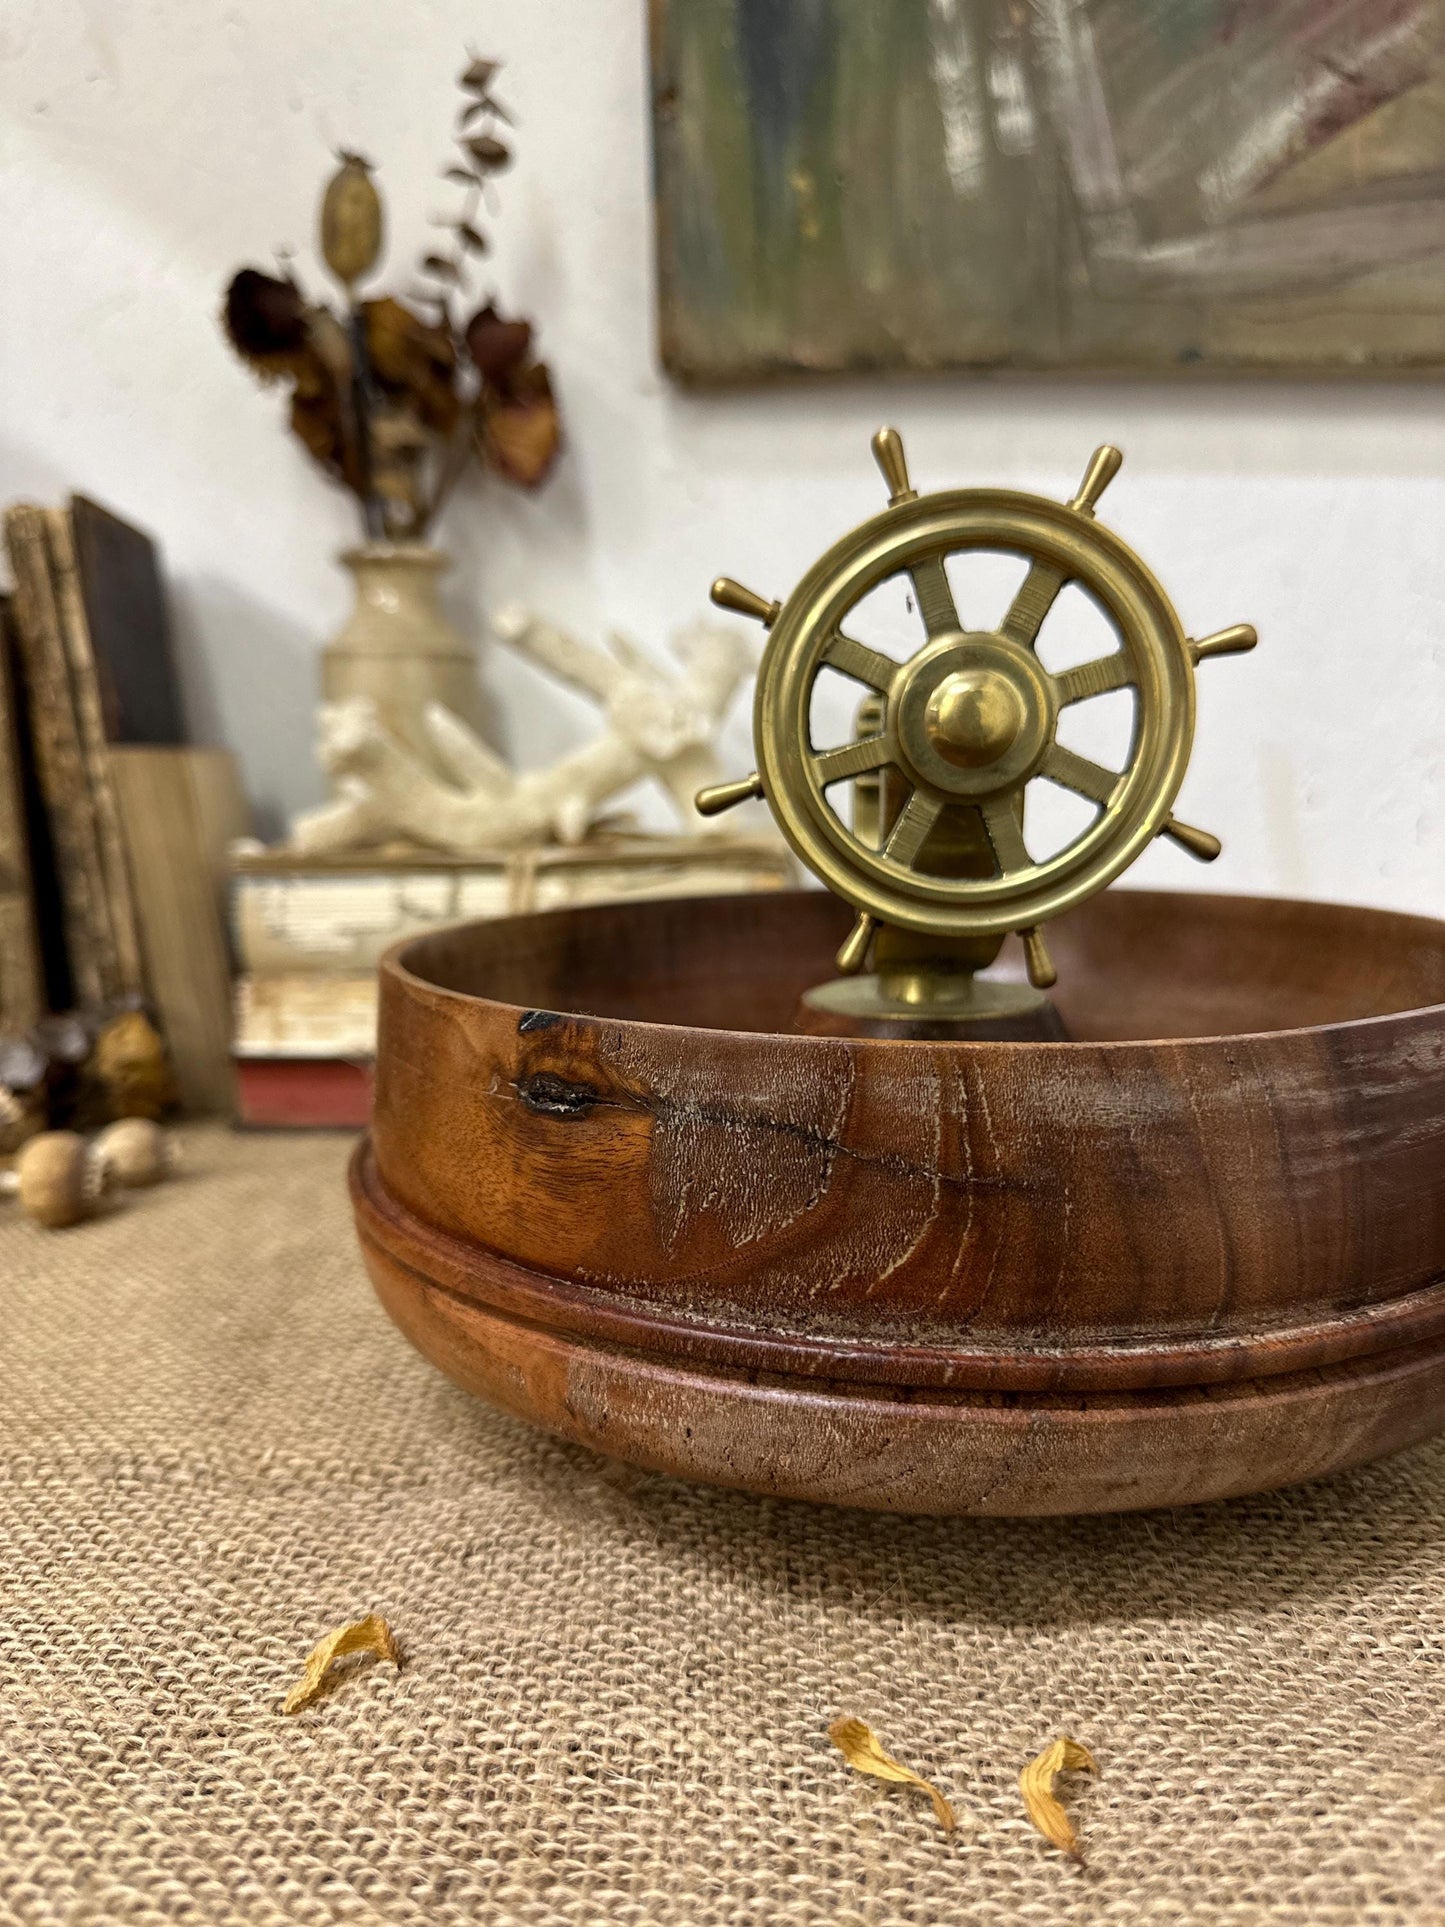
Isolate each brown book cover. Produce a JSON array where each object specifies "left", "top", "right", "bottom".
[
  {"left": 0, "top": 596, "right": 44, "bottom": 1031},
  {"left": 69, "top": 495, "right": 186, "bottom": 746},
  {"left": 44, "top": 509, "right": 146, "bottom": 999},
  {"left": 4, "top": 505, "right": 116, "bottom": 1007}
]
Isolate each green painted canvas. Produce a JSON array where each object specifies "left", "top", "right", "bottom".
[{"left": 650, "top": 0, "right": 1445, "bottom": 381}]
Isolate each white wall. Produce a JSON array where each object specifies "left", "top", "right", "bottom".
[{"left": 1, "top": 0, "right": 1440, "bottom": 915}]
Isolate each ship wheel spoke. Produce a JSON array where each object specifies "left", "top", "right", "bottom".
[
  {"left": 1041, "top": 744, "right": 1124, "bottom": 808},
  {"left": 883, "top": 789, "right": 944, "bottom": 869},
  {"left": 910, "top": 555, "right": 960, "bottom": 637},
  {"left": 822, "top": 630, "right": 897, "bottom": 692},
  {"left": 1000, "top": 560, "right": 1068, "bottom": 649},
  {"left": 813, "top": 736, "right": 893, "bottom": 787},
  {"left": 979, "top": 796, "right": 1032, "bottom": 875},
  {"left": 1053, "top": 653, "right": 1136, "bottom": 706}
]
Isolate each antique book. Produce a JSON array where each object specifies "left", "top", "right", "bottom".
[
  {"left": 0, "top": 597, "right": 44, "bottom": 1032},
  {"left": 232, "top": 974, "right": 377, "bottom": 1127},
  {"left": 4, "top": 505, "right": 116, "bottom": 1007},
  {"left": 43, "top": 509, "right": 146, "bottom": 999},
  {"left": 68, "top": 495, "right": 187, "bottom": 746},
  {"left": 229, "top": 833, "right": 793, "bottom": 1127},
  {"left": 233, "top": 1056, "right": 373, "bottom": 1130},
  {"left": 231, "top": 833, "right": 794, "bottom": 977},
  {"left": 234, "top": 972, "right": 378, "bottom": 1059},
  {"left": 110, "top": 747, "right": 251, "bottom": 1114}
]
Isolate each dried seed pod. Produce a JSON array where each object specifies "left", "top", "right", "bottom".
[
  {"left": 93, "top": 1010, "right": 175, "bottom": 1123},
  {"left": 0, "top": 1083, "right": 42, "bottom": 1158},
  {"left": 320, "top": 152, "right": 384, "bottom": 291},
  {"left": 94, "top": 1117, "right": 178, "bottom": 1188},
  {"left": 2, "top": 1131, "right": 111, "bottom": 1229}
]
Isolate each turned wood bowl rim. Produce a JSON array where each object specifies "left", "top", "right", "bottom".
[
  {"left": 382, "top": 887, "right": 1445, "bottom": 1052},
  {"left": 353, "top": 1136, "right": 1445, "bottom": 1394}
]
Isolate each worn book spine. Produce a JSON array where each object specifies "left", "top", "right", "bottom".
[
  {"left": 3, "top": 506, "right": 115, "bottom": 1008},
  {"left": 111, "top": 747, "right": 250, "bottom": 1114},
  {"left": 43, "top": 509, "right": 146, "bottom": 1000},
  {"left": 0, "top": 599, "right": 44, "bottom": 1031}
]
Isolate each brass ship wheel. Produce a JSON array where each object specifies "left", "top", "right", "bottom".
[{"left": 698, "top": 428, "right": 1257, "bottom": 992}]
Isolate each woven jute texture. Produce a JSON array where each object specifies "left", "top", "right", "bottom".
[{"left": 4, "top": 1126, "right": 1445, "bottom": 1926}]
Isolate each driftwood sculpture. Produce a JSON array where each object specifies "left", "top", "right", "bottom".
[{"left": 289, "top": 606, "right": 756, "bottom": 856}]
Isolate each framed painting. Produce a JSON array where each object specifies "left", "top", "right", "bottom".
[{"left": 650, "top": 0, "right": 1445, "bottom": 381}]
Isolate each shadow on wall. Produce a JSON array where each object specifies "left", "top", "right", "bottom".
[
  {"left": 442, "top": 441, "right": 599, "bottom": 770},
  {"left": 169, "top": 574, "right": 321, "bottom": 846}
]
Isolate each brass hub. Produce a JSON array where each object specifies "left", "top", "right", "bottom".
[
  {"left": 926, "top": 667, "right": 1025, "bottom": 768},
  {"left": 894, "top": 631, "right": 1055, "bottom": 800}
]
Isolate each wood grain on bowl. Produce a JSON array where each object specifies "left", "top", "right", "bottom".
[{"left": 353, "top": 889, "right": 1445, "bottom": 1514}]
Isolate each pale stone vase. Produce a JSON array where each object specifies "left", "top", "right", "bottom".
[{"left": 320, "top": 544, "right": 488, "bottom": 787}]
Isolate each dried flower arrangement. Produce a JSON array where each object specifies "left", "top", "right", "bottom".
[{"left": 222, "top": 57, "right": 560, "bottom": 541}]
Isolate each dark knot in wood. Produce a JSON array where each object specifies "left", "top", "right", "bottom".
[{"left": 516, "top": 1071, "right": 599, "bottom": 1120}]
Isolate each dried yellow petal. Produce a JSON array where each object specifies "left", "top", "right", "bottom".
[
  {"left": 1020, "top": 1735, "right": 1097, "bottom": 1859},
  {"left": 828, "top": 1716, "right": 955, "bottom": 1832},
  {"left": 282, "top": 1613, "right": 401, "bottom": 1714}
]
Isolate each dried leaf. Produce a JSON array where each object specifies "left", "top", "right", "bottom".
[
  {"left": 364, "top": 297, "right": 460, "bottom": 435},
  {"left": 372, "top": 411, "right": 429, "bottom": 453},
  {"left": 222, "top": 268, "right": 310, "bottom": 373},
  {"left": 464, "top": 133, "right": 511, "bottom": 171},
  {"left": 460, "top": 56, "right": 500, "bottom": 92},
  {"left": 477, "top": 361, "right": 560, "bottom": 488},
  {"left": 464, "top": 302, "right": 532, "bottom": 378},
  {"left": 459, "top": 94, "right": 514, "bottom": 129},
  {"left": 283, "top": 1614, "right": 401, "bottom": 1714},
  {"left": 289, "top": 377, "right": 353, "bottom": 486},
  {"left": 1019, "top": 1735, "right": 1097, "bottom": 1860},
  {"left": 828, "top": 1717, "right": 955, "bottom": 1832},
  {"left": 454, "top": 221, "right": 490, "bottom": 255}
]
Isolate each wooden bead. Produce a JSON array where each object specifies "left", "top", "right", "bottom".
[
  {"left": 8, "top": 1131, "right": 110, "bottom": 1230},
  {"left": 94, "top": 1118, "right": 176, "bottom": 1187}
]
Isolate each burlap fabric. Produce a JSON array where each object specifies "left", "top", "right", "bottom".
[{"left": 4, "top": 1126, "right": 1445, "bottom": 1925}]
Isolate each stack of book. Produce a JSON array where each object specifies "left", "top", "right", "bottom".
[
  {"left": 2, "top": 498, "right": 248, "bottom": 1110},
  {"left": 230, "top": 833, "right": 794, "bottom": 1126}
]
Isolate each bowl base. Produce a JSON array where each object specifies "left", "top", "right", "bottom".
[{"left": 354, "top": 1142, "right": 1445, "bottom": 1516}]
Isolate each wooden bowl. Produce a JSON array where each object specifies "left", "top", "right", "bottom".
[{"left": 353, "top": 888, "right": 1445, "bottom": 1515}]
